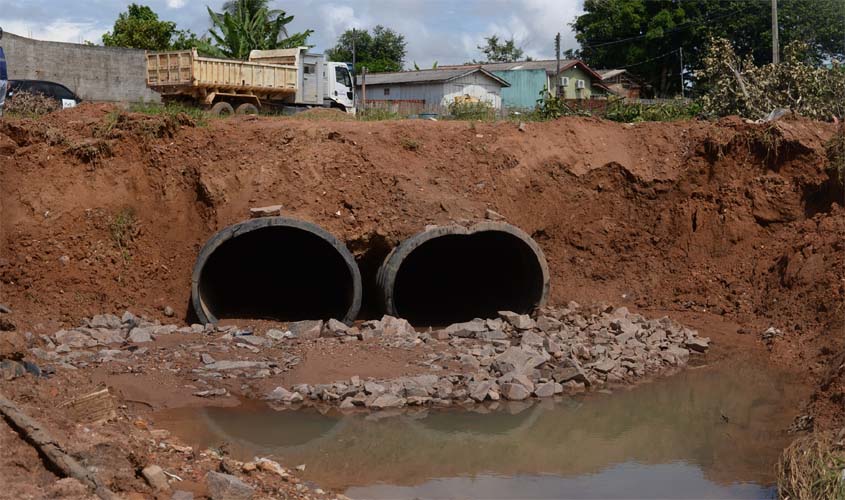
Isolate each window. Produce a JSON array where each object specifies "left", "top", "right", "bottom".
[
  {"left": 384, "top": 88, "right": 390, "bottom": 96},
  {"left": 334, "top": 66, "right": 352, "bottom": 88}
]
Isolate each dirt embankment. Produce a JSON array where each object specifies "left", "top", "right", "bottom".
[{"left": 0, "top": 105, "right": 843, "bottom": 421}]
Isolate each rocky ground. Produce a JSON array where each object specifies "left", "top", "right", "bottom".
[{"left": 0, "top": 301, "right": 710, "bottom": 499}]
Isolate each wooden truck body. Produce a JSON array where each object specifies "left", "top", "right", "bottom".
[{"left": 145, "top": 47, "right": 355, "bottom": 115}]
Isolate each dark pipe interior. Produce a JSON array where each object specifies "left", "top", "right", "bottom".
[
  {"left": 393, "top": 231, "right": 544, "bottom": 325},
  {"left": 198, "top": 226, "right": 354, "bottom": 321}
]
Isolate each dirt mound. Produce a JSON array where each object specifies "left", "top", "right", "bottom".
[
  {"left": 1, "top": 104, "right": 843, "bottom": 419},
  {"left": 293, "top": 107, "right": 355, "bottom": 120}
]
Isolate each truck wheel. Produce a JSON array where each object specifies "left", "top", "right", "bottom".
[
  {"left": 236, "top": 103, "right": 259, "bottom": 115},
  {"left": 209, "top": 102, "right": 234, "bottom": 117}
]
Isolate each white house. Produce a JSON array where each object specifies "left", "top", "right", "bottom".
[{"left": 355, "top": 67, "right": 510, "bottom": 111}]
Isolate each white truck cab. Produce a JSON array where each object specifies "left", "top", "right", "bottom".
[{"left": 249, "top": 47, "right": 355, "bottom": 113}]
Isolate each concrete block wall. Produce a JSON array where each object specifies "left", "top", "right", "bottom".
[{"left": 1, "top": 32, "right": 160, "bottom": 103}]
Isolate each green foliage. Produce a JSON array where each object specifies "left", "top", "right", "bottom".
[
  {"left": 448, "top": 101, "right": 496, "bottom": 121},
  {"left": 326, "top": 26, "right": 407, "bottom": 73},
  {"left": 604, "top": 97, "right": 701, "bottom": 122},
  {"left": 476, "top": 35, "right": 526, "bottom": 63},
  {"left": 534, "top": 87, "right": 577, "bottom": 120},
  {"left": 698, "top": 38, "right": 845, "bottom": 121},
  {"left": 101, "top": 4, "right": 217, "bottom": 53},
  {"left": 572, "top": 0, "right": 845, "bottom": 97},
  {"left": 102, "top": 4, "right": 177, "bottom": 50},
  {"left": 413, "top": 61, "right": 438, "bottom": 71},
  {"left": 207, "top": 0, "right": 313, "bottom": 60},
  {"left": 129, "top": 102, "right": 208, "bottom": 127}
]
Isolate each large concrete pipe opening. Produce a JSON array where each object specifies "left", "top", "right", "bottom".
[
  {"left": 377, "top": 222, "right": 549, "bottom": 325},
  {"left": 192, "top": 217, "right": 361, "bottom": 324}
]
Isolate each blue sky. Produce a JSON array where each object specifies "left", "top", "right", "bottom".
[{"left": 0, "top": 0, "right": 584, "bottom": 67}]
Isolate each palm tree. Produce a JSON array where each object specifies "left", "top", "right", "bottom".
[{"left": 207, "top": 0, "right": 313, "bottom": 59}]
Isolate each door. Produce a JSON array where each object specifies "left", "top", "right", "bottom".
[
  {"left": 302, "top": 63, "right": 318, "bottom": 104},
  {"left": 332, "top": 65, "right": 354, "bottom": 110}
]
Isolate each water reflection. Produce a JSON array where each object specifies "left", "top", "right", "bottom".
[{"left": 155, "top": 358, "right": 804, "bottom": 499}]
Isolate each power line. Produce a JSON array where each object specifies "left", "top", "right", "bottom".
[{"left": 617, "top": 49, "right": 679, "bottom": 69}]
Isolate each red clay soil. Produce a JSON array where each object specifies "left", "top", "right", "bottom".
[{"left": 1, "top": 104, "right": 843, "bottom": 425}]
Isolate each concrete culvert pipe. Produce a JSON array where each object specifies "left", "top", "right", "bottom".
[
  {"left": 192, "top": 217, "right": 361, "bottom": 324},
  {"left": 377, "top": 222, "right": 549, "bottom": 325}
]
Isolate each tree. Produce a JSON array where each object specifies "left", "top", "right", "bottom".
[
  {"left": 477, "top": 35, "right": 526, "bottom": 63},
  {"left": 207, "top": 0, "right": 313, "bottom": 60},
  {"left": 326, "top": 25, "right": 407, "bottom": 73},
  {"left": 102, "top": 4, "right": 177, "bottom": 50},
  {"left": 101, "top": 4, "right": 217, "bottom": 54},
  {"left": 571, "top": 0, "right": 845, "bottom": 97}
]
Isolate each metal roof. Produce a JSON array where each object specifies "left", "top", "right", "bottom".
[
  {"left": 597, "top": 69, "right": 627, "bottom": 79},
  {"left": 356, "top": 67, "right": 510, "bottom": 87}
]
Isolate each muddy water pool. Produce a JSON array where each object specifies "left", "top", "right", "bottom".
[{"left": 156, "top": 357, "right": 806, "bottom": 499}]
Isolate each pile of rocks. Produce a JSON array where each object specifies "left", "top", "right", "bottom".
[{"left": 268, "top": 303, "right": 710, "bottom": 408}]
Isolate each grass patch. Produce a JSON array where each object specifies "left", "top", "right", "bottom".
[
  {"left": 604, "top": 98, "right": 702, "bottom": 123},
  {"left": 778, "top": 429, "right": 845, "bottom": 500},
  {"left": 129, "top": 102, "right": 208, "bottom": 127},
  {"left": 109, "top": 207, "right": 138, "bottom": 264},
  {"left": 400, "top": 137, "right": 421, "bottom": 151},
  {"left": 826, "top": 124, "right": 845, "bottom": 190},
  {"left": 358, "top": 108, "right": 401, "bottom": 121}
]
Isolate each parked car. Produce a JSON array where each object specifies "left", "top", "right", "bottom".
[{"left": 6, "top": 80, "right": 82, "bottom": 109}]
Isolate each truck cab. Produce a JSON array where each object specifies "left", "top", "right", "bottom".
[
  {"left": 249, "top": 47, "right": 354, "bottom": 113},
  {"left": 327, "top": 62, "right": 354, "bottom": 112}
]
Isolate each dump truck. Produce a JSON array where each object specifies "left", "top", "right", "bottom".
[{"left": 145, "top": 47, "right": 355, "bottom": 115}]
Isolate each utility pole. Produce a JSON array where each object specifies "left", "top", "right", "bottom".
[
  {"left": 771, "top": 0, "right": 779, "bottom": 64},
  {"left": 555, "top": 33, "right": 561, "bottom": 97},
  {"left": 679, "top": 47, "right": 684, "bottom": 98},
  {"left": 351, "top": 28, "right": 356, "bottom": 73},
  {"left": 361, "top": 67, "right": 367, "bottom": 115}
]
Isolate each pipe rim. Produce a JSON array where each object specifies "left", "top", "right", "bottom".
[
  {"left": 377, "top": 221, "right": 550, "bottom": 318},
  {"left": 191, "top": 216, "right": 362, "bottom": 325}
]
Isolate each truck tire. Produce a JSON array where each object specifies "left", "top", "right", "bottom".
[
  {"left": 209, "top": 102, "right": 234, "bottom": 117},
  {"left": 236, "top": 103, "right": 259, "bottom": 115}
]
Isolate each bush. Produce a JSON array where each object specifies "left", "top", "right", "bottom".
[
  {"left": 698, "top": 38, "right": 845, "bottom": 121},
  {"left": 5, "top": 90, "right": 62, "bottom": 116},
  {"left": 448, "top": 100, "right": 495, "bottom": 121}
]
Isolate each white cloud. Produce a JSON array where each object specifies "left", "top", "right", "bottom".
[
  {"left": 0, "top": 18, "right": 108, "bottom": 44},
  {"left": 166, "top": 0, "right": 187, "bottom": 8}
]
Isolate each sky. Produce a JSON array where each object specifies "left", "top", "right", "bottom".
[{"left": 0, "top": 0, "right": 585, "bottom": 67}]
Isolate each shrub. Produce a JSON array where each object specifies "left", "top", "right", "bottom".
[
  {"left": 5, "top": 90, "right": 61, "bottom": 116},
  {"left": 698, "top": 38, "right": 845, "bottom": 121},
  {"left": 448, "top": 100, "right": 495, "bottom": 121}
]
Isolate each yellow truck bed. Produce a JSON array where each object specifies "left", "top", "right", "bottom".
[{"left": 146, "top": 49, "right": 297, "bottom": 95}]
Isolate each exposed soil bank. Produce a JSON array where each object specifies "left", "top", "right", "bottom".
[{"left": 0, "top": 107, "right": 843, "bottom": 497}]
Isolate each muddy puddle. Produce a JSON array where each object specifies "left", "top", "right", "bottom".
[{"left": 155, "top": 357, "right": 807, "bottom": 499}]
